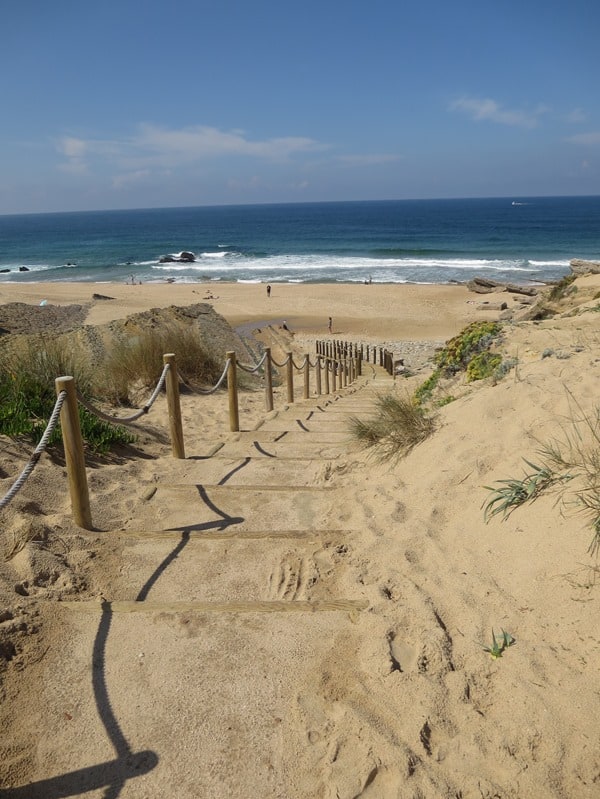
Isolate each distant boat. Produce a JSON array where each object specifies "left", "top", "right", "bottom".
[{"left": 512, "top": 201, "right": 527, "bottom": 206}]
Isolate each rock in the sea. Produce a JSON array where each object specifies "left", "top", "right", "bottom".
[
  {"left": 570, "top": 258, "right": 600, "bottom": 276},
  {"left": 159, "top": 251, "right": 196, "bottom": 263}
]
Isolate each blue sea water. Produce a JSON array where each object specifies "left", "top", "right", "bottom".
[{"left": 0, "top": 197, "right": 599, "bottom": 286}]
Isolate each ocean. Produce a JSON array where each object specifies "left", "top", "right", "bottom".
[{"left": 0, "top": 196, "right": 599, "bottom": 286}]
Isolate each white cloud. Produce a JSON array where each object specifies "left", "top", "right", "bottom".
[
  {"left": 451, "top": 96, "right": 547, "bottom": 128},
  {"left": 567, "top": 131, "right": 600, "bottom": 145},
  {"left": 58, "top": 136, "right": 87, "bottom": 158},
  {"left": 127, "top": 124, "right": 326, "bottom": 167},
  {"left": 54, "top": 125, "right": 328, "bottom": 184},
  {"left": 112, "top": 169, "right": 151, "bottom": 189},
  {"left": 336, "top": 153, "right": 401, "bottom": 166}
]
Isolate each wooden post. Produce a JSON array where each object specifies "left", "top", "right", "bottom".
[
  {"left": 163, "top": 353, "right": 185, "bottom": 458},
  {"left": 303, "top": 354, "right": 310, "bottom": 399},
  {"left": 286, "top": 352, "right": 294, "bottom": 403},
  {"left": 264, "top": 347, "right": 274, "bottom": 412},
  {"left": 324, "top": 357, "right": 330, "bottom": 394},
  {"left": 357, "top": 351, "right": 362, "bottom": 377},
  {"left": 226, "top": 351, "right": 240, "bottom": 432},
  {"left": 55, "top": 375, "right": 92, "bottom": 530},
  {"left": 331, "top": 359, "right": 337, "bottom": 391},
  {"left": 315, "top": 356, "right": 322, "bottom": 395}
]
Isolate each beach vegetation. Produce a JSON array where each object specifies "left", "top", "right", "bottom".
[
  {"left": 466, "top": 351, "right": 502, "bottom": 382},
  {"left": 348, "top": 392, "right": 435, "bottom": 461},
  {"left": 101, "top": 321, "right": 223, "bottom": 403},
  {"left": 434, "top": 321, "right": 501, "bottom": 375},
  {"left": 548, "top": 273, "right": 577, "bottom": 302},
  {"left": 483, "top": 629, "right": 515, "bottom": 659},
  {"left": 482, "top": 459, "right": 571, "bottom": 522},
  {"left": 435, "top": 395, "right": 456, "bottom": 407},
  {"left": 413, "top": 371, "right": 441, "bottom": 406},
  {"left": 483, "top": 390, "right": 600, "bottom": 556},
  {"left": 0, "top": 335, "right": 134, "bottom": 454},
  {"left": 413, "top": 321, "right": 503, "bottom": 407}
]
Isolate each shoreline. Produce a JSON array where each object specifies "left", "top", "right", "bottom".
[{"left": 0, "top": 280, "right": 503, "bottom": 342}]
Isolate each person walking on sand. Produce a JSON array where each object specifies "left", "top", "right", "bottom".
[
  {"left": 266, "top": 284, "right": 271, "bottom": 297},
  {"left": 328, "top": 316, "right": 333, "bottom": 334}
]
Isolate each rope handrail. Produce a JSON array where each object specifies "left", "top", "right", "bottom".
[
  {"left": 0, "top": 390, "right": 67, "bottom": 512},
  {"left": 271, "top": 354, "right": 291, "bottom": 369},
  {"left": 238, "top": 351, "right": 268, "bottom": 374},
  {"left": 75, "top": 362, "right": 171, "bottom": 426},
  {"left": 291, "top": 356, "right": 307, "bottom": 371},
  {"left": 191, "top": 357, "right": 231, "bottom": 395}
]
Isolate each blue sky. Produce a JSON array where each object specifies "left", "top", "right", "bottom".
[{"left": 2, "top": 0, "right": 599, "bottom": 214}]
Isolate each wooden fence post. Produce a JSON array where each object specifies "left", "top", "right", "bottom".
[
  {"left": 226, "top": 351, "right": 240, "bottom": 432},
  {"left": 55, "top": 375, "right": 93, "bottom": 530},
  {"left": 264, "top": 347, "right": 274, "bottom": 412},
  {"left": 163, "top": 353, "right": 186, "bottom": 459},
  {"left": 324, "top": 358, "right": 330, "bottom": 394},
  {"left": 303, "top": 354, "right": 310, "bottom": 399},
  {"left": 331, "top": 359, "right": 337, "bottom": 392},
  {"left": 315, "top": 356, "right": 322, "bottom": 395},
  {"left": 286, "top": 352, "right": 294, "bottom": 404}
]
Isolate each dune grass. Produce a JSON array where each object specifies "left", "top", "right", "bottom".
[
  {"left": 0, "top": 334, "right": 135, "bottom": 454},
  {"left": 483, "top": 390, "right": 600, "bottom": 556},
  {"left": 349, "top": 392, "right": 436, "bottom": 461},
  {"left": 100, "top": 321, "right": 224, "bottom": 404},
  {"left": 0, "top": 320, "right": 225, "bottom": 454}
]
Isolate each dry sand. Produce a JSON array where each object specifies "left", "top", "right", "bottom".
[
  {"left": 1, "top": 278, "right": 599, "bottom": 798},
  {"left": 0, "top": 279, "right": 497, "bottom": 340}
]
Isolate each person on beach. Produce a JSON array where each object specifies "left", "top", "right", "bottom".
[
  {"left": 266, "top": 284, "right": 271, "bottom": 297},
  {"left": 328, "top": 316, "right": 333, "bottom": 333}
]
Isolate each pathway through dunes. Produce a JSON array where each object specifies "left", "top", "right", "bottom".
[
  {"left": 4, "top": 351, "right": 599, "bottom": 799},
  {"left": 2, "top": 366, "right": 395, "bottom": 799}
]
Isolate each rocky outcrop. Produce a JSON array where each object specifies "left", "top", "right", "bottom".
[
  {"left": 159, "top": 251, "right": 196, "bottom": 263},
  {"left": 467, "top": 276, "right": 540, "bottom": 296},
  {"left": 570, "top": 258, "right": 600, "bottom": 275}
]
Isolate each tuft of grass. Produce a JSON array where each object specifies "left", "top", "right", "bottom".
[
  {"left": 484, "top": 390, "right": 600, "bottom": 557},
  {"left": 482, "top": 458, "right": 571, "bottom": 522},
  {"left": 349, "top": 392, "right": 435, "bottom": 461},
  {"left": 547, "top": 273, "right": 577, "bottom": 302},
  {"left": 483, "top": 629, "right": 515, "bottom": 659},
  {"left": 100, "top": 321, "right": 224, "bottom": 403}
]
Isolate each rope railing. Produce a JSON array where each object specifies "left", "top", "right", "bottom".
[
  {"left": 186, "top": 357, "right": 231, "bottom": 396},
  {"left": 237, "top": 351, "right": 268, "bottom": 374},
  {"left": 76, "top": 362, "right": 171, "bottom": 425},
  {"left": 0, "top": 390, "right": 67, "bottom": 512},
  {"left": 270, "top": 353, "right": 291, "bottom": 369},
  {"left": 1, "top": 337, "right": 386, "bottom": 530}
]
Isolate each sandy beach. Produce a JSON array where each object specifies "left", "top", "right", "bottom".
[
  {"left": 0, "top": 280, "right": 496, "bottom": 341},
  {"left": 1, "top": 275, "right": 600, "bottom": 797}
]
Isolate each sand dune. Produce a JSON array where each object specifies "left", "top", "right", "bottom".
[{"left": 1, "top": 277, "right": 599, "bottom": 797}]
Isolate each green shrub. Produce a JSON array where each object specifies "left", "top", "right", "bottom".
[
  {"left": 435, "top": 321, "right": 501, "bottom": 375},
  {"left": 413, "top": 371, "right": 440, "bottom": 406},
  {"left": 466, "top": 351, "right": 502, "bottom": 382}
]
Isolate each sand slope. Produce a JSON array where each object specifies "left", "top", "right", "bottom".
[{"left": 1, "top": 279, "right": 599, "bottom": 797}]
